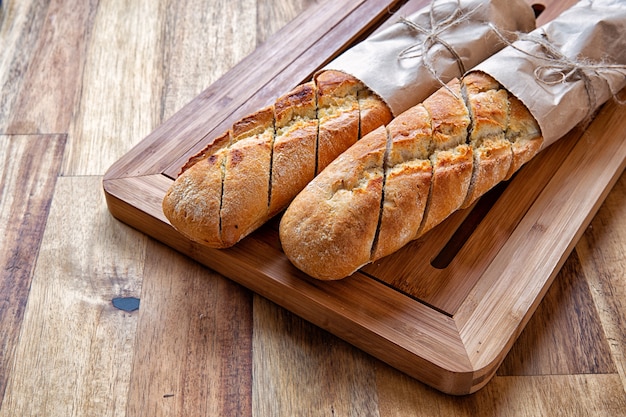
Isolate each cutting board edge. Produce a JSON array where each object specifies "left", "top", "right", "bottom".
[{"left": 103, "top": 174, "right": 496, "bottom": 395}]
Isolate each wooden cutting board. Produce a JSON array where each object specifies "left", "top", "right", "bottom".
[{"left": 103, "top": 0, "right": 626, "bottom": 395}]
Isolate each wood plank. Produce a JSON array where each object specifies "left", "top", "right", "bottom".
[
  {"left": 64, "top": 0, "right": 168, "bottom": 176},
  {"left": 123, "top": 5, "right": 305, "bottom": 415},
  {"left": 158, "top": 0, "right": 262, "bottom": 122},
  {"left": 234, "top": 6, "right": 341, "bottom": 415},
  {"left": 0, "top": 134, "right": 65, "bottom": 403},
  {"left": 498, "top": 250, "right": 617, "bottom": 376},
  {"left": 376, "top": 369, "right": 626, "bottom": 417},
  {"left": 0, "top": 176, "right": 146, "bottom": 416},
  {"left": 576, "top": 171, "right": 626, "bottom": 390},
  {"left": 5, "top": 0, "right": 97, "bottom": 135},
  {"left": 256, "top": 0, "right": 319, "bottom": 45},
  {"left": 125, "top": 241, "right": 253, "bottom": 417},
  {"left": 252, "top": 297, "right": 379, "bottom": 416},
  {"left": 0, "top": 0, "right": 50, "bottom": 131}
]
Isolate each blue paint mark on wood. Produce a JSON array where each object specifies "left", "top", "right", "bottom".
[{"left": 112, "top": 297, "right": 140, "bottom": 312}]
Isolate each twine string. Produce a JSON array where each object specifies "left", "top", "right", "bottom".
[
  {"left": 489, "top": 24, "right": 626, "bottom": 117},
  {"left": 397, "top": 0, "right": 485, "bottom": 95}
]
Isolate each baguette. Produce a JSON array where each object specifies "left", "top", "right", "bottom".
[
  {"left": 279, "top": 72, "right": 543, "bottom": 280},
  {"left": 162, "top": 70, "right": 393, "bottom": 248}
]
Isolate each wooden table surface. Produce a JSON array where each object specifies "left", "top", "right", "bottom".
[{"left": 1, "top": 0, "right": 625, "bottom": 415}]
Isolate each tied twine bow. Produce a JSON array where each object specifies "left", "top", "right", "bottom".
[
  {"left": 490, "top": 24, "right": 626, "bottom": 121},
  {"left": 397, "top": 0, "right": 485, "bottom": 94}
]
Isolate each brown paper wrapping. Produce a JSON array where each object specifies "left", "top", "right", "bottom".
[
  {"left": 473, "top": 0, "right": 626, "bottom": 148},
  {"left": 321, "top": 0, "right": 536, "bottom": 116}
]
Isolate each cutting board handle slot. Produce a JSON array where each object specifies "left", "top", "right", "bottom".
[{"left": 431, "top": 180, "right": 509, "bottom": 269}]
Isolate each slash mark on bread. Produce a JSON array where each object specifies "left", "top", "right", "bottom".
[{"left": 370, "top": 126, "right": 392, "bottom": 260}]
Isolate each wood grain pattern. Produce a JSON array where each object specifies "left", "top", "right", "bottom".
[
  {"left": 498, "top": 250, "right": 617, "bottom": 376},
  {"left": 0, "top": 134, "right": 65, "bottom": 401},
  {"left": 576, "top": 171, "right": 626, "bottom": 391},
  {"left": 376, "top": 369, "right": 626, "bottom": 417},
  {"left": 126, "top": 242, "right": 253, "bottom": 417},
  {"left": 64, "top": 0, "right": 167, "bottom": 176},
  {"left": 0, "top": 0, "right": 625, "bottom": 414},
  {"left": 1, "top": 176, "right": 146, "bottom": 416},
  {"left": 0, "top": 0, "right": 50, "bottom": 130},
  {"left": 6, "top": 0, "right": 97, "bottom": 135},
  {"left": 256, "top": 0, "right": 318, "bottom": 45},
  {"left": 252, "top": 297, "right": 379, "bottom": 416}
]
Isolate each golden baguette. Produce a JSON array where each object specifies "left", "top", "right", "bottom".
[
  {"left": 279, "top": 72, "right": 543, "bottom": 280},
  {"left": 162, "top": 70, "right": 392, "bottom": 248}
]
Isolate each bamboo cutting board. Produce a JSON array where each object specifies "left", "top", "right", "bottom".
[{"left": 103, "top": 0, "right": 625, "bottom": 395}]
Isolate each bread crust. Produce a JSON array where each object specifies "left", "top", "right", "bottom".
[
  {"left": 315, "top": 71, "right": 361, "bottom": 173},
  {"left": 371, "top": 104, "right": 432, "bottom": 260},
  {"left": 221, "top": 107, "right": 274, "bottom": 246},
  {"left": 162, "top": 149, "right": 227, "bottom": 247},
  {"left": 178, "top": 131, "right": 230, "bottom": 175},
  {"left": 280, "top": 127, "right": 387, "bottom": 280},
  {"left": 505, "top": 95, "right": 542, "bottom": 179},
  {"left": 418, "top": 144, "right": 473, "bottom": 236},
  {"left": 416, "top": 80, "right": 472, "bottom": 236},
  {"left": 372, "top": 159, "right": 431, "bottom": 260},
  {"left": 280, "top": 72, "right": 543, "bottom": 280},
  {"left": 269, "top": 82, "right": 318, "bottom": 216},
  {"left": 461, "top": 72, "right": 512, "bottom": 208},
  {"left": 358, "top": 88, "right": 394, "bottom": 137}
]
